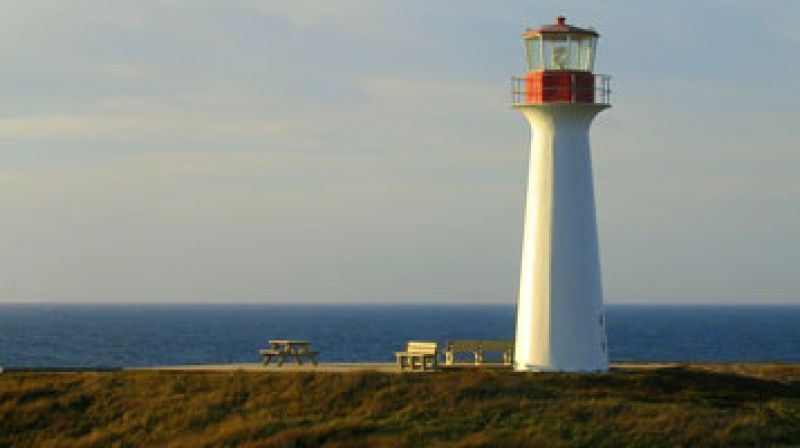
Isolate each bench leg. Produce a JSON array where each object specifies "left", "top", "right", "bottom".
[
  {"left": 396, "top": 354, "right": 406, "bottom": 370},
  {"left": 262, "top": 355, "right": 272, "bottom": 366},
  {"left": 277, "top": 354, "right": 285, "bottom": 367},
  {"left": 426, "top": 355, "right": 437, "bottom": 371},
  {"left": 309, "top": 354, "right": 318, "bottom": 366}
]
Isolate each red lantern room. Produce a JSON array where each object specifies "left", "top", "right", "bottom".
[{"left": 512, "top": 16, "right": 610, "bottom": 105}]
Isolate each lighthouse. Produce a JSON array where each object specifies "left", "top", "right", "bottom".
[{"left": 512, "top": 16, "right": 611, "bottom": 372}]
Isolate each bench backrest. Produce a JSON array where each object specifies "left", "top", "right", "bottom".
[
  {"left": 480, "top": 340, "right": 514, "bottom": 352},
  {"left": 447, "top": 340, "right": 481, "bottom": 352},
  {"left": 446, "top": 340, "right": 514, "bottom": 352},
  {"left": 406, "top": 341, "right": 438, "bottom": 354}
]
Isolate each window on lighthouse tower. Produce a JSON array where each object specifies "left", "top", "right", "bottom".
[
  {"left": 525, "top": 37, "right": 543, "bottom": 71},
  {"left": 529, "top": 34, "right": 597, "bottom": 72},
  {"left": 550, "top": 39, "right": 570, "bottom": 69}
]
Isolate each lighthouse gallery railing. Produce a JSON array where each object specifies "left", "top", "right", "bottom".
[{"left": 511, "top": 74, "right": 611, "bottom": 106}]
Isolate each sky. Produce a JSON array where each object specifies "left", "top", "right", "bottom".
[{"left": 0, "top": 0, "right": 798, "bottom": 304}]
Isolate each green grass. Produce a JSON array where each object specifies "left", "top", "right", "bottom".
[{"left": 1, "top": 364, "right": 799, "bottom": 447}]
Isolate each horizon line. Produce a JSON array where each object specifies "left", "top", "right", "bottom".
[{"left": 0, "top": 301, "right": 798, "bottom": 306}]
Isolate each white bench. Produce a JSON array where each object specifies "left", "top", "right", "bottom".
[
  {"left": 395, "top": 341, "right": 439, "bottom": 371},
  {"left": 444, "top": 340, "right": 514, "bottom": 366}
]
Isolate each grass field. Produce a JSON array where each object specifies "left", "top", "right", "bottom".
[{"left": 1, "top": 364, "right": 799, "bottom": 447}]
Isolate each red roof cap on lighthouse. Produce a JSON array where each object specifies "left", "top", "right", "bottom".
[{"left": 523, "top": 16, "right": 599, "bottom": 38}]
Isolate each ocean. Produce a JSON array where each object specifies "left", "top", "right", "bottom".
[{"left": 0, "top": 304, "right": 798, "bottom": 368}]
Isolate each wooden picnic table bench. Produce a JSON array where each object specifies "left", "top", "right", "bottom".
[
  {"left": 444, "top": 340, "right": 514, "bottom": 366},
  {"left": 259, "top": 340, "right": 319, "bottom": 366},
  {"left": 395, "top": 341, "right": 439, "bottom": 371}
]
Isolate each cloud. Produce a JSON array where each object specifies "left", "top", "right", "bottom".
[
  {"left": 0, "top": 114, "right": 295, "bottom": 139},
  {"left": 256, "top": 0, "right": 383, "bottom": 31}
]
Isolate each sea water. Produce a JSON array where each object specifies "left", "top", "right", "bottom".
[{"left": 0, "top": 304, "right": 798, "bottom": 368}]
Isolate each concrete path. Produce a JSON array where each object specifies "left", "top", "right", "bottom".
[{"left": 126, "top": 363, "right": 399, "bottom": 373}]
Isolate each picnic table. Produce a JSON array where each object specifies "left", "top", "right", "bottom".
[{"left": 259, "top": 340, "right": 319, "bottom": 366}]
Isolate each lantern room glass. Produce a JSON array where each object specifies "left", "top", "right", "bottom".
[
  {"left": 525, "top": 37, "right": 543, "bottom": 71},
  {"left": 525, "top": 34, "right": 596, "bottom": 72}
]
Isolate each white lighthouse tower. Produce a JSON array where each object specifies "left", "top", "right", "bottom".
[{"left": 512, "top": 16, "right": 611, "bottom": 372}]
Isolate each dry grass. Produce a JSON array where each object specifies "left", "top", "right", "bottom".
[{"left": 0, "top": 364, "right": 798, "bottom": 447}]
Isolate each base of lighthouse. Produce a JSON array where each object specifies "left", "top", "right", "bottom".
[{"left": 513, "top": 103, "right": 609, "bottom": 373}]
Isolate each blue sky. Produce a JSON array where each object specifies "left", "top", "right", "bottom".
[{"left": 1, "top": 1, "right": 798, "bottom": 303}]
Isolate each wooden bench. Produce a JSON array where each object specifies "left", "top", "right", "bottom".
[
  {"left": 444, "top": 340, "right": 514, "bottom": 366},
  {"left": 260, "top": 340, "right": 319, "bottom": 366},
  {"left": 395, "top": 341, "right": 439, "bottom": 371}
]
